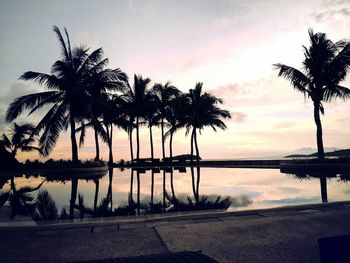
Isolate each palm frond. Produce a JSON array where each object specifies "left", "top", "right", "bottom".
[
  {"left": 323, "top": 85, "right": 350, "bottom": 102},
  {"left": 38, "top": 103, "right": 68, "bottom": 156},
  {"left": 6, "top": 91, "right": 61, "bottom": 121},
  {"left": 273, "top": 64, "right": 309, "bottom": 96},
  {"left": 53, "top": 25, "right": 70, "bottom": 62}
]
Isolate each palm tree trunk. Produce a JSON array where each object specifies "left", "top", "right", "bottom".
[
  {"left": 169, "top": 131, "right": 174, "bottom": 161},
  {"left": 169, "top": 131, "right": 175, "bottom": 198},
  {"left": 194, "top": 128, "right": 200, "bottom": 163},
  {"left": 149, "top": 126, "right": 154, "bottom": 160},
  {"left": 108, "top": 124, "right": 113, "bottom": 165},
  {"left": 163, "top": 170, "right": 166, "bottom": 212},
  {"left": 313, "top": 102, "right": 325, "bottom": 160},
  {"left": 170, "top": 169, "right": 175, "bottom": 199},
  {"left": 94, "top": 129, "right": 100, "bottom": 161},
  {"left": 93, "top": 179, "right": 99, "bottom": 213},
  {"left": 161, "top": 118, "right": 166, "bottom": 160},
  {"left": 190, "top": 128, "right": 195, "bottom": 164},
  {"left": 70, "top": 116, "right": 79, "bottom": 163},
  {"left": 136, "top": 116, "right": 140, "bottom": 161},
  {"left": 69, "top": 178, "right": 78, "bottom": 219},
  {"left": 129, "top": 130, "right": 134, "bottom": 163}
]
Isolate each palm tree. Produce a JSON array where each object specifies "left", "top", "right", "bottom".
[
  {"left": 124, "top": 75, "right": 151, "bottom": 161},
  {"left": 185, "top": 83, "right": 231, "bottom": 163},
  {"left": 6, "top": 26, "right": 126, "bottom": 162},
  {"left": 0, "top": 122, "right": 41, "bottom": 157},
  {"left": 78, "top": 56, "right": 128, "bottom": 161},
  {"left": 274, "top": 29, "right": 350, "bottom": 160},
  {"left": 165, "top": 94, "right": 187, "bottom": 161},
  {"left": 152, "top": 82, "right": 180, "bottom": 160},
  {"left": 143, "top": 92, "right": 161, "bottom": 160}
]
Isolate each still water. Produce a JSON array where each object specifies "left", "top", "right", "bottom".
[{"left": 0, "top": 167, "right": 349, "bottom": 223}]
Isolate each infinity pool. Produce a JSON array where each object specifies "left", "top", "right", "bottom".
[{"left": 1, "top": 167, "right": 349, "bottom": 223}]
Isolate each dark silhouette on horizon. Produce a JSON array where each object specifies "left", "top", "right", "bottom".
[{"left": 4, "top": 26, "right": 231, "bottom": 168}]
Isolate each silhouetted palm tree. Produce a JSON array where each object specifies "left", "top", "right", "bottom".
[
  {"left": 6, "top": 26, "right": 126, "bottom": 162},
  {"left": 274, "top": 29, "right": 350, "bottom": 159},
  {"left": 143, "top": 92, "right": 161, "bottom": 160},
  {"left": 185, "top": 83, "right": 231, "bottom": 162},
  {"left": 78, "top": 54, "right": 127, "bottom": 161},
  {"left": 124, "top": 75, "right": 151, "bottom": 161},
  {"left": 165, "top": 94, "right": 187, "bottom": 161},
  {"left": 102, "top": 96, "right": 130, "bottom": 165},
  {"left": 152, "top": 82, "right": 180, "bottom": 160},
  {"left": 0, "top": 122, "right": 41, "bottom": 157}
]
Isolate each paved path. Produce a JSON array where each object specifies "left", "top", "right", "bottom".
[{"left": 1, "top": 202, "right": 350, "bottom": 262}]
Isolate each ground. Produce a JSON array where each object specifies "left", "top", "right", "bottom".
[{"left": 0, "top": 202, "right": 350, "bottom": 262}]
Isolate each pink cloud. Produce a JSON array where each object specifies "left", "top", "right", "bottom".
[{"left": 230, "top": 112, "right": 247, "bottom": 123}]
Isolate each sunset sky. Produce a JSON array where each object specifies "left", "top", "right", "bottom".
[{"left": 0, "top": 0, "right": 349, "bottom": 161}]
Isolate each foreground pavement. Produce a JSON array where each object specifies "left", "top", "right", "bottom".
[{"left": 1, "top": 202, "right": 350, "bottom": 262}]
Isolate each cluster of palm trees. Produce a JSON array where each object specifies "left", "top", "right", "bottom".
[
  {"left": 3, "top": 27, "right": 350, "bottom": 164},
  {"left": 4, "top": 26, "right": 231, "bottom": 164}
]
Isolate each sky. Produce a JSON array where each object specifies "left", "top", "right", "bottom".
[{"left": 0, "top": 0, "right": 349, "bottom": 161}]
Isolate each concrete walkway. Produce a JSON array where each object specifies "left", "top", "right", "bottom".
[{"left": 1, "top": 202, "right": 350, "bottom": 262}]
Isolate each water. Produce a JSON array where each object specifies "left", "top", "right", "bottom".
[{"left": 0, "top": 167, "right": 349, "bottom": 223}]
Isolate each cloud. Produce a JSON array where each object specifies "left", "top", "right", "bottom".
[
  {"left": 209, "top": 83, "right": 245, "bottom": 97},
  {"left": 313, "top": 7, "right": 350, "bottom": 22},
  {"left": 230, "top": 112, "right": 247, "bottom": 123},
  {"left": 0, "top": 81, "right": 41, "bottom": 131}
]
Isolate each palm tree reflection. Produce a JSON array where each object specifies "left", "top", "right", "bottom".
[{"left": 107, "top": 168, "right": 113, "bottom": 209}]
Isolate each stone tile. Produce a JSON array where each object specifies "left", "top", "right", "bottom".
[
  {"left": 170, "top": 219, "right": 194, "bottom": 225},
  {"left": 61, "top": 227, "right": 91, "bottom": 235},
  {"left": 31, "top": 229, "right": 62, "bottom": 236},
  {"left": 260, "top": 210, "right": 298, "bottom": 217},
  {"left": 219, "top": 214, "right": 264, "bottom": 221},
  {"left": 193, "top": 217, "right": 221, "bottom": 224},
  {"left": 297, "top": 209, "right": 319, "bottom": 214},
  {"left": 91, "top": 225, "right": 118, "bottom": 232},
  {"left": 145, "top": 221, "right": 170, "bottom": 228},
  {"left": 119, "top": 223, "right": 145, "bottom": 230}
]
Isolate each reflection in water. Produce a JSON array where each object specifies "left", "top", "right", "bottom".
[
  {"left": 93, "top": 178, "right": 99, "bottom": 213},
  {"left": 2, "top": 166, "right": 349, "bottom": 223},
  {"left": 281, "top": 168, "right": 350, "bottom": 204},
  {"left": 69, "top": 178, "right": 78, "bottom": 219},
  {"left": 107, "top": 168, "right": 113, "bottom": 209},
  {"left": 0, "top": 176, "right": 45, "bottom": 219}
]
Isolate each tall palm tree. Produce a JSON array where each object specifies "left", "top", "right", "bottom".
[
  {"left": 78, "top": 55, "right": 128, "bottom": 161},
  {"left": 143, "top": 92, "right": 161, "bottom": 160},
  {"left": 165, "top": 94, "right": 187, "bottom": 161},
  {"left": 6, "top": 26, "right": 126, "bottom": 162},
  {"left": 0, "top": 122, "right": 41, "bottom": 157},
  {"left": 152, "top": 82, "right": 180, "bottom": 160},
  {"left": 124, "top": 75, "right": 151, "bottom": 161},
  {"left": 185, "top": 83, "right": 231, "bottom": 163},
  {"left": 274, "top": 29, "right": 350, "bottom": 160},
  {"left": 102, "top": 96, "right": 130, "bottom": 165}
]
